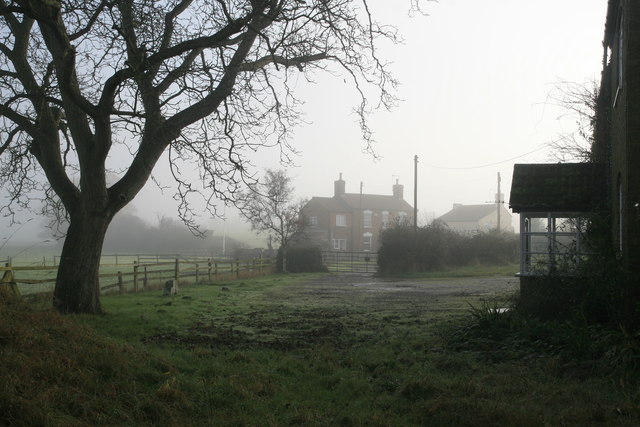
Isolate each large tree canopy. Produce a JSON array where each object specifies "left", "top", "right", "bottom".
[{"left": 0, "top": 0, "right": 400, "bottom": 313}]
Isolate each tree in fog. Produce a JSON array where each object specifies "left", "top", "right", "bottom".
[
  {"left": 0, "top": 0, "right": 400, "bottom": 313},
  {"left": 547, "top": 80, "right": 599, "bottom": 162},
  {"left": 237, "top": 169, "right": 305, "bottom": 273}
]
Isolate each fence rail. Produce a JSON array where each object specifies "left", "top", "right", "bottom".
[
  {"left": 322, "top": 251, "right": 378, "bottom": 273},
  {"left": 0, "top": 256, "right": 276, "bottom": 296}
]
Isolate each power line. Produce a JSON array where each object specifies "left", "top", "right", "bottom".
[
  {"left": 423, "top": 145, "right": 548, "bottom": 170},
  {"left": 422, "top": 131, "right": 584, "bottom": 170}
]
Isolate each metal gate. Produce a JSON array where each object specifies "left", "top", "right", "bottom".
[{"left": 322, "top": 251, "right": 378, "bottom": 273}]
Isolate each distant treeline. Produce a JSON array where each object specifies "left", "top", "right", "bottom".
[
  {"left": 378, "top": 222, "right": 519, "bottom": 274},
  {"left": 102, "top": 214, "right": 249, "bottom": 255}
]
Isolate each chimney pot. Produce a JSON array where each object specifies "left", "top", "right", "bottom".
[
  {"left": 393, "top": 181, "right": 404, "bottom": 199},
  {"left": 334, "top": 173, "right": 345, "bottom": 197}
]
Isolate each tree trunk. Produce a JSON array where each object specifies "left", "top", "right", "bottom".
[
  {"left": 53, "top": 210, "right": 112, "bottom": 314},
  {"left": 281, "top": 246, "right": 288, "bottom": 273}
]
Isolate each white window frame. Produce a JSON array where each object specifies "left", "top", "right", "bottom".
[
  {"left": 398, "top": 211, "right": 408, "bottom": 225},
  {"left": 519, "top": 212, "right": 588, "bottom": 276},
  {"left": 335, "top": 214, "right": 347, "bottom": 227},
  {"left": 363, "top": 210, "right": 373, "bottom": 228},
  {"left": 332, "top": 238, "right": 347, "bottom": 251},
  {"left": 362, "top": 232, "right": 373, "bottom": 252},
  {"left": 382, "top": 211, "right": 389, "bottom": 228}
]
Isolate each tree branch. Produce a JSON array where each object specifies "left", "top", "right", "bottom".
[{"left": 237, "top": 52, "right": 328, "bottom": 72}]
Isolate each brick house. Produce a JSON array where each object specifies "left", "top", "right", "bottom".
[
  {"left": 301, "top": 174, "right": 413, "bottom": 252},
  {"left": 593, "top": 0, "right": 640, "bottom": 272},
  {"left": 437, "top": 203, "right": 513, "bottom": 234},
  {"left": 509, "top": 0, "right": 639, "bottom": 280}
]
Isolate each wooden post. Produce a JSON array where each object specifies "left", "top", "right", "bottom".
[
  {"left": 133, "top": 261, "right": 139, "bottom": 293},
  {"left": 236, "top": 259, "right": 240, "bottom": 278},
  {"left": 214, "top": 262, "right": 218, "bottom": 277},
  {"left": 207, "top": 259, "right": 212, "bottom": 282},
  {"left": 174, "top": 258, "right": 179, "bottom": 281},
  {"left": 1, "top": 263, "right": 20, "bottom": 299},
  {"left": 143, "top": 266, "right": 148, "bottom": 290},
  {"left": 117, "top": 271, "right": 123, "bottom": 294}
]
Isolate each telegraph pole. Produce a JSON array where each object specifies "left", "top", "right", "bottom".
[
  {"left": 414, "top": 155, "right": 418, "bottom": 231},
  {"left": 496, "top": 172, "right": 501, "bottom": 232}
]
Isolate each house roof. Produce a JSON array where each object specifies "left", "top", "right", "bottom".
[
  {"left": 303, "top": 196, "right": 351, "bottom": 212},
  {"left": 438, "top": 204, "right": 499, "bottom": 223},
  {"left": 509, "top": 163, "right": 606, "bottom": 213},
  {"left": 304, "top": 193, "right": 413, "bottom": 213},
  {"left": 340, "top": 193, "right": 413, "bottom": 212}
]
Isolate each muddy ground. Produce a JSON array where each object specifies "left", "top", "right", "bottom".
[
  {"left": 146, "top": 273, "right": 519, "bottom": 351},
  {"left": 278, "top": 273, "right": 519, "bottom": 308}
]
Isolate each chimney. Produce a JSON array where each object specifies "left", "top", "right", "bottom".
[
  {"left": 334, "top": 173, "right": 345, "bottom": 197},
  {"left": 392, "top": 179, "right": 404, "bottom": 199}
]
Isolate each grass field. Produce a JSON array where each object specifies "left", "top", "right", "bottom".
[{"left": 2, "top": 271, "right": 639, "bottom": 425}]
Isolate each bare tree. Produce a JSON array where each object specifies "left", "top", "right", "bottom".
[
  {"left": 547, "top": 80, "right": 599, "bottom": 163},
  {"left": 0, "top": 0, "right": 401, "bottom": 313},
  {"left": 237, "top": 169, "right": 305, "bottom": 273}
]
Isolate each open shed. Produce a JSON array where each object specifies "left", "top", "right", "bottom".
[{"left": 509, "top": 163, "right": 606, "bottom": 276}]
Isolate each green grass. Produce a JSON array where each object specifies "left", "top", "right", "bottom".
[{"left": 2, "top": 272, "right": 639, "bottom": 426}]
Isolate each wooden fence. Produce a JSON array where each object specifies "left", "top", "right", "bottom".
[{"left": 0, "top": 257, "right": 276, "bottom": 296}]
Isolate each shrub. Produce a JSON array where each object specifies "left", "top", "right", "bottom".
[
  {"left": 378, "top": 223, "right": 518, "bottom": 275},
  {"left": 277, "top": 245, "right": 326, "bottom": 273}
]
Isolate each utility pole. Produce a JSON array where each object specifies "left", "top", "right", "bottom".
[
  {"left": 496, "top": 172, "right": 501, "bottom": 232},
  {"left": 359, "top": 181, "right": 363, "bottom": 251},
  {"left": 414, "top": 155, "right": 418, "bottom": 231}
]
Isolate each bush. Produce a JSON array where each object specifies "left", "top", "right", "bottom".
[
  {"left": 378, "top": 223, "right": 518, "bottom": 275},
  {"left": 277, "top": 245, "right": 326, "bottom": 273}
]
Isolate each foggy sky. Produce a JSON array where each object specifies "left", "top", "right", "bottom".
[{"left": 1, "top": 0, "right": 607, "bottom": 250}]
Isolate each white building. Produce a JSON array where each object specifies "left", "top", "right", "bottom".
[{"left": 437, "top": 203, "right": 513, "bottom": 234}]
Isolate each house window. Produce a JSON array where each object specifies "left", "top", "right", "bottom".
[
  {"left": 614, "top": 13, "right": 624, "bottom": 107},
  {"left": 618, "top": 174, "right": 623, "bottom": 253},
  {"left": 520, "top": 213, "right": 588, "bottom": 275},
  {"left": 382, "top": 211, "right": 389, "bottom": 228},
  {"left": 362, "top": 232, "right": 373, "bottom": 251},
  {"left": 332, "top": 238, "right": 347, "bottom": 251},
  {"left": 335, "top": 214, "right": 347, "bottom": 227},
  {"left": 398, "top": 211, "right": 408, "bottom": 225},
  {"left": 308, "top": 216, "right": 318, "bottom": 227},
  {"left": 363, "top": 210, "right": 372, "bottom": 228}
]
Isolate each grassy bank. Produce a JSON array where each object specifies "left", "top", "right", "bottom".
[{"left": 2, "top": 273, "right": 639, "bottom": 425}]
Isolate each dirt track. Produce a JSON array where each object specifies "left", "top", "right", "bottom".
[{"left": 275, "top": 273, "right": 520, "bottom": 310}]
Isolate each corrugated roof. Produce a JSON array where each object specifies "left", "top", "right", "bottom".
[
  {"left": 438, "top": 204, "right": 497, "bottom": 222},
  {"left": 509, "top": 163, "right": 606, "bottom": 213}
]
